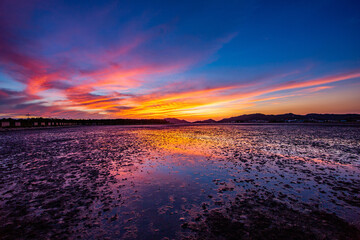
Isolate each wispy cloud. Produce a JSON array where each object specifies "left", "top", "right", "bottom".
[{"left": 0, "top": 1, "right": 359, "bottom": 119}]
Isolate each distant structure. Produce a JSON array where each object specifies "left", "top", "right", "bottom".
[
  {"left": 1, "top": 113, "right": 360, "bottom": 129},
  {"left": 1, "top": 121, "right": 10, "bottom": 127},
  {"left": 0, "top": 118, "right": 168, "bottom": 128}
]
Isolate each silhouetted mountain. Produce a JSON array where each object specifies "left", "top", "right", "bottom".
[
  {"left": 164, "top": 118, "right": 190, "bottom": 124},
  {"left": 193, "top": 119, "right": 217, "bottom": 124},
  {"left": 218, "top": 113, "right": 360, "bottom": 123}
]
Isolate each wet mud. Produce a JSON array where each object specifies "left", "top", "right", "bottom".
[{"left": 0, "top": 124, "right": 359, "bottom": 239}]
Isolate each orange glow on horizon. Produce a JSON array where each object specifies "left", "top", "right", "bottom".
[{"left": 6, "top": 68, "right": 360, "bottom": 120}]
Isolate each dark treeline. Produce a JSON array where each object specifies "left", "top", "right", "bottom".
[{"left": 0, "top": 118, "right": 168, "bottom": 128}]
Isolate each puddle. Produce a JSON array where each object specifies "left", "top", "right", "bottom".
[{"left": 0, "top": 124, "right": 359, "bottom": 239}]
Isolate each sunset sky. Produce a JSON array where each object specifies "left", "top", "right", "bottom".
[{"left": 0, "top": 0, "right": 359, "bottom": 120}]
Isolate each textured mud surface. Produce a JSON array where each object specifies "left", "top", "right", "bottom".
[{"left": 0, "top": 124, "right": 359, "bottom": 239}]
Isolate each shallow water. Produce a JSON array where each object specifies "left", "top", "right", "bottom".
[{"left": 0, "top": 124, "right": 359, "bottom": 239}]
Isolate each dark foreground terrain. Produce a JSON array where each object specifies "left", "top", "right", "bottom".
[{"left": 0, "top": 124, "right": 359, "bottom": 239}]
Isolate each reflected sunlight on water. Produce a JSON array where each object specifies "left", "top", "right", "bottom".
[{"left": 0, "top": 124, "right": 359, "bottom": 239}]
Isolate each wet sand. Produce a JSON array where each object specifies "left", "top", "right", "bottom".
[{"left": 0, "top": 124, "right": 359, "bottom": 239}]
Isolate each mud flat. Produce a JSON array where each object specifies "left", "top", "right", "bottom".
[{"left": 0, "top": 125, "right": 359, "bottom": 239}]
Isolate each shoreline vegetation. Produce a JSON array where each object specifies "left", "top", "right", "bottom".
[{"left": 1, "top": 113, "right": 360, "bottom": 129}]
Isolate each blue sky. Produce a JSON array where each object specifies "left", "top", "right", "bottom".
[{"left": 0, "top": 0, "right": 359, "bottom": 119}]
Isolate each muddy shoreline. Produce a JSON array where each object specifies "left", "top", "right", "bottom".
[{"left": 1, "top": 125, "right": 359, "bottom": 239}]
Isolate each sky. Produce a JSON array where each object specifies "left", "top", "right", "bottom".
[{"left": 0, "top": 0, "right": 359, "bottom": 120}]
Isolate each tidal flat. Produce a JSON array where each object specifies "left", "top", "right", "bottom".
[{"left": 0, "top": 124, "right": 359, "bottom": 239}]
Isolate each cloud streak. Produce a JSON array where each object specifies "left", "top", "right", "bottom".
[{"left": 0, "top": 1, "right": 359, "bottom": 120}]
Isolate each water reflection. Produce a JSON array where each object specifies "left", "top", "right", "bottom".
[{"left": 0, "top": 125, "right": 359, "bottom": 239}]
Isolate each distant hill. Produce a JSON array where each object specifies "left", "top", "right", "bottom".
[
  {"left": 164, "top": 118, "right": 190, "bottom": 124},
  {"left": 218, "top": 113, "right": 360, "bottom": 123},
  {"left": 193, "top": 119, "right": 217, "bottom": 124},
  {"left": 3, "top": 114, "right": 358, "bottom": 129}
]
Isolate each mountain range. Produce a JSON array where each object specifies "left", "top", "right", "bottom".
[
  {"left": 164, "top": 118, "right": 190, "bottom": 124},
  {"left": 165, "top": 113, "right": 360, "bottom": 124}
]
